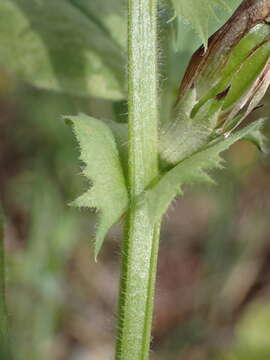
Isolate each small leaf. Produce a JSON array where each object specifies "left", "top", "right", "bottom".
[
  {"left": 243, "top": 122, "right": 268, "bottom": 153},
  {"left": 145, "top": 120, "right": 264, "bottom": 224},
  {"left": 65, "top": 113, "right": 129, "bottom": 258},
  {"left": 0, "top": 0, "right": 126, "bottom": 100}
]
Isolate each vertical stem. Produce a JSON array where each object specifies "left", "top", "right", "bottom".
[
  {"left": 0, "top": 207, "right": 11, "bottom": 359},
  {"left": 115, "top": 1, "right": 160, "bottom": 360}
]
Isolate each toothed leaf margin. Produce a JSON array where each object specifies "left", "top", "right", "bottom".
[
  {"left": 144, "top": 120, "right": 265, "bottom": 224},
  {"left": 65, "top": 113, "right": 129, "bottom": 259}
]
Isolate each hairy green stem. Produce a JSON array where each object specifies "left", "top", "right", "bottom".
[{"left": 115, "top": 0, "right": 160, "bottom": 359}]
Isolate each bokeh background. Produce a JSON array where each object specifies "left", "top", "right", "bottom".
[{"left": 1, "top": 1, "right": 270, "bottom": 359}]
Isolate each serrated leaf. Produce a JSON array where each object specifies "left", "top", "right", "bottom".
[
  {"left": 0, "top": 0, "right": 126, "bottom": 100},
  {"left": 105, "top": 120, "right": 128, "bottom": 176},
  {"left": 244, "top": 122, "right": 268, "bottom": 153},
  {"left": 145, "top": 120, "right": 265, "bottom": 224},
  {"left": 171, "top": 0, "right": 241, "bottom": 47},
  {"left": 65, "top": 113, "right": 129, "bottom": 258}
]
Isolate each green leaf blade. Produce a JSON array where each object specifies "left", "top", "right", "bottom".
[{"left": 66, "top": 113, "right": 129, "bottom": 258}]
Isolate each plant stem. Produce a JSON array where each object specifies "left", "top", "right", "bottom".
[
  {"left": 0, "top": 207, "right": 11, "bottom": 359},
  {"left": 115, "top": 0, "right": 160, "bottom": 359}
]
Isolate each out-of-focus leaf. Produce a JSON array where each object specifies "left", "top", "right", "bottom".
[
  {"left": 8, "top": 175, "right": 80, "bottom": 360},
  {"left": 237, "top": 303, "right": 270, "bottom": 351},
  {"left": 144, "top": 120, "right": 264, "bottom": 224},
  {"left": 0, "top": 0, "right": 126, "bottom": 100},
  {"left": 217, "top": 303, "right": 270, "bottom": 359},
  {"left": 65, "top": 113, "right": 129, "bottom": 258},
  {"left": 69, "top": 0, "right": 127, "bottom": 49}
]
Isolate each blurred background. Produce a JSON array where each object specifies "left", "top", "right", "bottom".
[{"left": 1, "top": 0, "right": 270, "bottom": 359}]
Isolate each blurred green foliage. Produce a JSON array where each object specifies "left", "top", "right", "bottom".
[
  {"left": 0, "top": 0, "right": 269, "bottom": 359},
  {"left": 217, "top": 303, "right": 270, "bottom": 360},
  {"left": 0, "top": 0, "right": 126, "bottom": 99}
]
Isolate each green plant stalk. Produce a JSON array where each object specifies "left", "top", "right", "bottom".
[
  {"left": 115, "top": 0, "right": 160, "bottom": 359},
  {"left": 0, "top": 207, "right": 11, "bottom": 359},
  {"left": 0, "top": 207, "right": 7, "bottom": 323}
]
